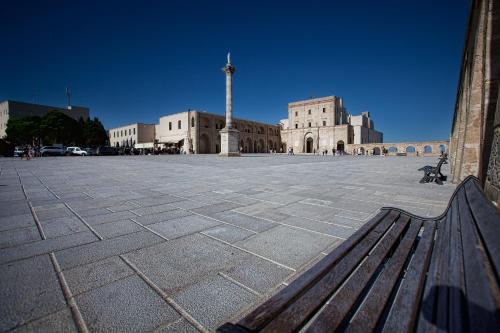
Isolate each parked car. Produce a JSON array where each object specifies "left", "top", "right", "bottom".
[
  {"left": 66, "top": 147, "right": 87, "bottom": 156},
  {"left": 40, "top": 146, "right": 65, "bottom": 156},
  {"left": 14, "top": 146, "right": 24, "bottom": 157},
  {"left": 83, "top": 147, "right": 96, "bottom": 156},
  {"left": 96, "top": 146, "right": 119, "bottom": 156}
]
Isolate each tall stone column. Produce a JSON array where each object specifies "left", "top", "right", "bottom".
[{"left": 220, "top": 53, "right": 240, "bottom": 156}]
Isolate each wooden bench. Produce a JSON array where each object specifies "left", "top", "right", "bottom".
[
  {"left": 218, "top": 176, "right": 500, "bottom": 333},
  {"left": 418, "top": 155, "right": 448, "bottom": 185}
]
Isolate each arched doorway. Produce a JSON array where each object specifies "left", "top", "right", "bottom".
[
  {"left": 424, "top": 145, "right": 432, "bottom": 153},
  {"left": 259, "top": 139, "right": 265, "bottom": 153},
  {"left": 215, "top": 135, "right": 221, "bottom": 154},
  {"left": 199, "top": 134, "right": 211, "bottom": 154},
  {"left": 306, "top": 137, "right": 314, "bottom": 153},
  {"left": 336, "top": 140, "right": 345, "bottom": 152},
  {"left": 246, "top": 138, "right": 253, "bottom": 153},
  {"left": 373, "top": 147, "right": 381, "bottom": 155},
  {"left": 254, "top": 141, "right": 257, "bottom": 153}
]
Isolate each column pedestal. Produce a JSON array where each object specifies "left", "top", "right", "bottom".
[{"left": 219, "top": 128, "right": 240, "bottom": 157}]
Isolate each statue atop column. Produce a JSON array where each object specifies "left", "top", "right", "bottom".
[{"left": 219, "top": 52, "right": 240, "bottom": 156}]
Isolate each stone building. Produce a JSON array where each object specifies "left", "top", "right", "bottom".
[
  {"left": 449, "top": 0, "right": 499, "bottom": 205},
  {"left": 280, "top": 96, "right": 383, "bottom": 153},
  {"left": 109, "top": 110, "right": 281, "bottom": 154},
  {"left": 109, "top": 123, "right": 155, "bottom": 148},
  {"left": 0, "top": 100, "right": 89, "bottom": 138}
]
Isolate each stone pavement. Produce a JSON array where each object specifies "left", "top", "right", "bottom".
[{"left": 0, "top": 154, "right": 455, "bottom": 332}]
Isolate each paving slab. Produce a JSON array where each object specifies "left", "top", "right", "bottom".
[
  {"left": 55, "top": 230, "right": 164, "bottom": 270},
  {"left": 211, "top": 211, "right": 278, "bottom": 232},
  {"left": 8, "top": 308, "right": 78, "bottom": 333},
  {"left": 171, "top": 274, "right": 258, "bottom": 330},
  {"left": 124, "top": 233, "right": 247, "bottom": 293},
  {"left": 234, "top": 225, "right": 337, "bottom": 269},
  {"left": 202, "top": 224, "right": 256, "bottom": 244},
  {"left": 0, "top": 255, "right": 66, "bottom": 332},
  {"left": 0, "top": 231, "right": 98, "bottom": 265},
  {"left": 75, "top": 275, "right": 180, "bottom": 333},
  {"left": 0, "top": 227, "right": 41, "bottom": 249},
  {"left": 148, "top": 214, "right": 220, "bottom": 239},
  {"left": 92, "top": 219, "right": 144, "bottom": 239},
  {"left": 63, "top": 256, "right": 134, "bottom": 296}
]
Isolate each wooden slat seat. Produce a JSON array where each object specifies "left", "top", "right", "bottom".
[{"left": 217, "top": 176, "right": 500, "bottom": 333}]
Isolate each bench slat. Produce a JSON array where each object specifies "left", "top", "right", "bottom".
[
  {"left": 305, "top": 214, "right": 411, "bottom": 332},
  {"left": 382, "top": 221, "right": 436, "bottom": 333},
  {"left": 345, "top": 218, "right": 423, "bottom": 333},
  {"left": 416, "top": 216, "right": 448, "bottom": 333},
  {"left": 237, "top": 210, "right": 392, "bottom": 331},
  {"left": 464, "top": 179, "right": 500, "bottom": 281},
  {"left": 258, "top": 211, "right": 400, "bottom": 333},
  {"left": 458, "top": 188, "right": 500, "bottom": 332},
  {"left": 448, "top": 196, "right": 467, "bottom": 332}
]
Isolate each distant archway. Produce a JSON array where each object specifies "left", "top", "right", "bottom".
[
  {"left": 199, "top": 134, "right": 211, "bottom": 154},
  {"left": 336, "top": 140, "right": 345, "bottom": 152},
  {"left": 359, "top": 147, "right": 365, "bottom": 155},
  {"left": 306, "top": 138, "right": 314, "bottom": 153},
  {"left": 373, "top": 147, "right": 381, "bottom": 155},
  {"left": 439, "top": 144, "right": 446, "bottom": 153},
  {"left": 406, "top": 146, "right": 416, "bottom": 153},
  {"left": 388, "top": 146, "right": 398, "bottom": 153},
  {"left": 424, "top": 145, "right": 432, "bottom": 153}
]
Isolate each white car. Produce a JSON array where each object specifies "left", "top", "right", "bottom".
[
  {"left": 66, "top": 147, "right": 87, "bottom": 156},
  {"left": 14, "top": 147, "right": 24, "bottom": 157}
]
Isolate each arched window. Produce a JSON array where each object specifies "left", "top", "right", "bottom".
[
  {"left": 191, "top": 117, "right": 195, "bottom": 127},
  {"left": 439, "top": 144, "right": 446, "bottom": 153},
  {"left": 388, "top": 146, "right": 398, "bottom": 153},
  {"left": 406, "top": 146, "right": 416, "bottom": 153},
  {"left": 424, "top": 145, "right": 432, "bottom": 153}
]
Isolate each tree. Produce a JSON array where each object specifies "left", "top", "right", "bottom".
[
  {"left": 5, "top": 116, "right": 42, "bottom": 146},
  {"left": 82, "top": 117, "right": 108, "bottom": 147},
  {"left": 5, "top": 111, "right": 108, "bottom": 148},
  {"left": 39, "top": 110, "right": 82, "bottom": 145}
]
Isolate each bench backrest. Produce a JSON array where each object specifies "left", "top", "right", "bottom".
[{"left": 218, "top": 176, "right": 500, "bottom": 332}]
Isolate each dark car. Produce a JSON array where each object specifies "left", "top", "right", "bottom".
[{"left": 96, "top": 146, "right": 119, "bottom": 156}]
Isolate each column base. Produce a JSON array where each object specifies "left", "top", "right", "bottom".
[{"left": 219, "top": 128, "right": 240, "bottom": 157}]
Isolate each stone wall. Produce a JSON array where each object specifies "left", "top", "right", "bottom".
[{"left": 449, "top": 0, "right": 500, "bottom": 205}]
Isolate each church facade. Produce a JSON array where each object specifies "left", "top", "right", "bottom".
[{"left": 280, "top": 96, "right": 383, "bottom": 154}]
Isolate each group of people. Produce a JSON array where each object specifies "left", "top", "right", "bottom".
[{"left": 20, "top": 146, "right": 39, "bottom": 160}]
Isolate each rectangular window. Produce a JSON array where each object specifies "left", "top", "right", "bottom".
[
  {"left": 178, "top": 120, "right": 181, "bottom": 129},
  {"left": 308, "top": 110, "right": 311, "bottom": 115},
  {"left": 129, "top": 129, "right": 131, "bottom": 135},
  {"left": 133, "top": 128, "right": 136, "bottom": 135},
  {"left": 169, "top": 122, "right": 172, "bottom": 130},
  {"left": 308, "top": 122, "right": 311, "bottom": 127},
  {"left": 295, "top": 124, "right": 298, "bottom": 129},
  {"left": 121, "top": 130, "right": 123, "bottom": 136},
  {"left": 323, "top": 121, "right": 326, "bottom": 126},
  {"left": 295, "top": 111, "right": 298, "bottom": 116},
  {"left": 322, "top": 108, "right": 326, "bottom": 113}
]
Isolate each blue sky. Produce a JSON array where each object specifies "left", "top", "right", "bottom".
[{"left": 0, "top": 0, "right": 469, "bottom": 142}]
